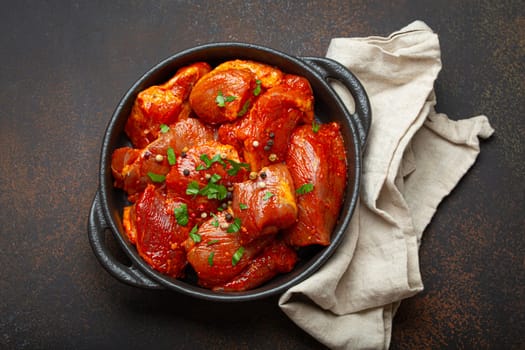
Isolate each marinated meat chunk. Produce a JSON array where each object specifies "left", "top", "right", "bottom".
[
  {"left": 283, "top": 122, "right": 347, "bottom": 246},
  {"left": 111, "top": 118, "right": 215, "bottom": 201},
  {"left": 126, "top": 185, "right": 189, "bottom": 278},
  {"left": 189, "top": 68, "right": 256, "bottom": 125},
  {"left": 218, "top": 74, "right": 314, "bottom": 171},
  {"left": 216, "top": 239, "right": 298, "bottom": 292},
  {"left": 125, "top": 62, "right": 211, "bottom": 147},
  {"left": 232, "top": 164, "right": 298, "bottom": 244},
  {"left": 184, "top": 211, "right": 271, "bottom": 288}
]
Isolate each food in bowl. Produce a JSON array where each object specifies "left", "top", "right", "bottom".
[{"left": 110, "top": 59, "right": 347, "bottom": 292}]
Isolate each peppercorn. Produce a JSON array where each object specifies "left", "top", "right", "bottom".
[{"left": 183, "top": 169, "right": 190, "bottom": 176}]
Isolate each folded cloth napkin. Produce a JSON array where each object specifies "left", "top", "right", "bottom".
[{"left": 279, "top": 21, "right": 494, "bottom": 349}]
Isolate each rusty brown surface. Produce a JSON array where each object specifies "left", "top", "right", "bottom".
[{"left": 1, "top": 1, "right": 523, "bottom": 349}]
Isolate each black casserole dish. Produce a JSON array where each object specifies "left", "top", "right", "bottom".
[{"left": 88, "top": 43, "right": 370, "bottom": 301}]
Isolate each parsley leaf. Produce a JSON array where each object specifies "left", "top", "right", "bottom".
[
  {"left": 174, "top": 203, "right": 189, "bottom": 226},
  {"left": 147, "top": 172, "right": 166, "bottom": 183},
  {"left": 237, "top": 100, "right": 251, "bottom": 117},
  {"left": 208, "top": 251, "right": 215, "bottom": 266},
  {"left": 210, "top": 213, "right": 219, "bottom": 227},
  {"left": 197, "top": 154, "right": 226, "bottom": 170},
  {"left": 186, "top": 181, "right": 200, "bottom": 196},
  {"left": 239, "top": 203, "right": 248, "bottom": 210},
  {"left": 312, "top": 120, "right": 320, "bottom": 133},
  {"left": 253, "top": 79, "right": 262, "bottom": 96},
  {"left": 296, "top": 183, "right": 314, "bottom": 195},
  {"left": 232, "top": 247, "right": 245, "bottom": 266},
  {"left": 199, "top": 182, "right": 228, "bottom": 200},
  {"left": 227, "top": 217, "right": 242, "bottom": 233},
  {"left": 226, "top": 159, "right": 250, "bottom": 176},
  {"left": 215, "top": 90, "right": 236, "bottom": 107},
  {"left": 167, "top": 147, "right": 176, "bottom": 165},
  {"left": 209, "top": 173, "right": 222, "bottom": 184},
  {"left": 263, "top": 192, "right": 275, "bottom": 201},
  {"left": 159, "top": 124, "right": 170, "bottom": 133},
  {"left": 189, "top": 224, "right": 201, "bottom": 243}
]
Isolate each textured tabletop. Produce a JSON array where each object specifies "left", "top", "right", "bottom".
[{"left": 1, "top": 1, "right": 523, "bottom": 349}]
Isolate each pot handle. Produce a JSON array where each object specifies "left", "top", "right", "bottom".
[
  {"left": 88, "top": 191, "right": 163, "bottom": 289},
  {"left": 302, "top": 56, "right": 371, "bottom": 149}
]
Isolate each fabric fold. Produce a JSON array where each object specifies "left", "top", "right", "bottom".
[{"left": 279, "top": 21, "right": 493, "bottom": 349}]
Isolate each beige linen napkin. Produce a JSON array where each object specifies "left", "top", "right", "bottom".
[{"left": 279, "top": 21, "right": 494, "bottom": 349}]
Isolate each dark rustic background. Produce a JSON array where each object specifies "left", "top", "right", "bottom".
[{"left": 1, "top": 1, "right": 523, "bottom": 349}]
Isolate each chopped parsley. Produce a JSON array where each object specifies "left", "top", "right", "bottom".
[
  {"left": 296, "top": 183, "right": 314, "bottom": 195},
  {"left": 186, "top": 179, "right": 228, "bottom": 201},
  {"left": 147, "top": 172, "right": 166, "bottom": 183},
  {"left": 196, "top": 154, "right": 226, "bottom": 170},
  {"left": 312, "top": 120, "right": 320, "bottom": 133},
  {"left": 239, "top": 203, "right": 248, "bottom": 210},
  {"left": 210, "top": 213, "right": 219, "bottom": 227},
  {"left": 215, "top": 90, "right": 237, "bottom": 107},
  {"left": 159, "top": 124, "right": 170, "bottom": 133},
  {"left": 226, "top": 159, "right": 250, "bottom": 176},
  {"left": 209, "top": 173, "right": 222, "bottom": 183},
  {"left": 189, "top": 224, "right": 201, "bottom": 243},
  {"left": 237, "top": 100, "right": 251, "bottom": 117},
  {"left": 232, "top": 247, "right": 245, "bottom": 266},
  {"left": 174, "top": 203, "right": 189, "bottom": 226},
  {"left": 263, "top": 191, "right": 275, "bottom": 201},
  {"left": 199, "top": 182, "right": 228, "bottom": 200},
  {"left": 207, "top": 239, "right": 219, "bottom": 246},
  {"left": 167, "top": 147, "right": 176, "bottom": 165},
  {"left": 253, "top": 79, "right": 262, "bottom": 96},
  {"left": 186, "top": 181, "right": 200, "bottom": 196},
  {"left": 227, "top": 217, "right": 242, "bottom": 233},
  {"left": 208, "top": 251, "right": 215, "bottom": 266}
]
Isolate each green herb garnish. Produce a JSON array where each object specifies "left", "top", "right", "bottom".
[
  {"left": 227, "top": 217, "right": 242, "bottom": 233},
  {"left": 312, "top": 120, "right": 320, "bottom": 133},
  {"left": 232, "top": 247, "right": 245, "bottom": 266},
  {"left": 147, "top": 172, "right": 166, "bottom": 183},
  {"left": 174, "top": 203, "right": 189, "bottom": 226},
  {"left": 239, "top": 203, "right": 248, "bottom": 210},
  {"left": 196, "top": 154, "right": 226, "bottom": 170},
  {"left": 186, "top": 181, "right": 200, "bottom": 196},
  {"left": 237, "top": 100, "right": 251, "bottom": 117},
  {"left": 208, "top": 251, "right": 215, "bottom": 266},
  {"left": 209, "top": 173, "right": 222, "bottom": 183},
  {"left": 199, "top": 182, "right": 228, "bottom": 200},
  {"left": 167, "top": 147, "right": 176, "bottom": 165},
  {"left": 226, "top": 159, "right": 250, "bottom": 176},
  {"left": 207, "top": 239, "right": 219, "bottom": 246},
  {"left": 263, "top": 191, "right": 275, "bottom": 201},
  {"left": 189, "top": 224, "right": 201, "bottom": 243},
  {"left": 296, "top": 183, "right": 314, "bottom": 195},
  {"left": 215, "top": 90, "right": 236, "bottom": 107},
  {"left": 159, "top": 124, "right": 170, "bottom": 133},
  {"left": 253, "top": 79, "right": 262, "bottom": 96}
]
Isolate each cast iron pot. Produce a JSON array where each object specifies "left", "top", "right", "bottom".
[{"left": 88, "top": 43, "right": 371, "bottom": 302}]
